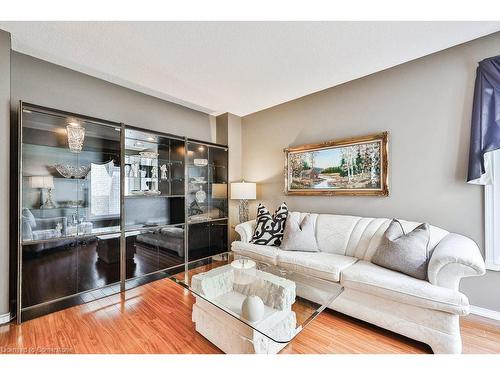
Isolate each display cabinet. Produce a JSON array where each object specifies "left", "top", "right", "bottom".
[{"left": 14, "top": 102, "right": 228, "bottom": 323}]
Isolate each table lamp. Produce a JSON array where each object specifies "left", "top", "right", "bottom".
[
  {"left": 230, "top": 181, "right": 256, "bottom": 223},
  {"left": 29, "top": 176, "right": 55, "bottom": 209}
]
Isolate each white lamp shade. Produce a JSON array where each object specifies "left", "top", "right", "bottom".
[
  {"left": 230, "top": 182, "right": 256, "bottom": 200},
  {"left": 29, "top": 176, "right": 54, "bottom": 189},
  {"left": 212, "top": 183, "right": 228, "bottom": 199}
]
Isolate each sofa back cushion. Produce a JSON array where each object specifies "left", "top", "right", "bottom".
[
  {"left": 315, "top": 214, "right": 361, "bottom": 255},
  {"left": 296, "top": 212, "right": 449, "bottom": 260}
]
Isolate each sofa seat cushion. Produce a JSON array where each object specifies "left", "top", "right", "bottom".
[
  {"left": 341, "top": 261, "right": 469, "bottom": 315},
  {"left": 277, "top": 251, "right": 358, "bottom": 282},
  {"left": 231, "top": 241, "right": 282, "bottom": 265}
]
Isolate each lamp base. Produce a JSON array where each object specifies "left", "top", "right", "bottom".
[
  {"left": 238, "top": 199, "right": 249, "bottom": 223},
  {"left": 41, "top": 188, "right": 56, "bottom": 209}
]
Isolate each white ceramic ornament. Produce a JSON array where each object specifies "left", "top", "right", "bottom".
[{"left": 241, "top": 295, "right": 264, "bottom": 322}]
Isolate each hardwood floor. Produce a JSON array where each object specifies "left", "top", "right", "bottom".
[{"left": 1, "top": 276, "right": 499, "bottom": 354}]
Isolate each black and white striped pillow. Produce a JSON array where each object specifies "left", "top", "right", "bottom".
[{"left": 251, "top": 203, "right": 289, "bottom": 246}]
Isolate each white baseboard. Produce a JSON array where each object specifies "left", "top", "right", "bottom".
[
  {"left": 0, "top": 312, "right": 11, "bottom": 325},
  {"left": 470, "top": 305, "right": 500, "bottom": 321}
]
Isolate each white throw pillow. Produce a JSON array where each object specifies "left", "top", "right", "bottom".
[{"left": 280, "top": 212, "right": 319, "bottom": 252}]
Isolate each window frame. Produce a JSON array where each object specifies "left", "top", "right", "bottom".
[{"left": 485, "top": 150, "right": 500, "bottom": 271}]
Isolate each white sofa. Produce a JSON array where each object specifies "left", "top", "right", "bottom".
[{"left": 232, "top": 212, "right": 486, "bottom": 354}]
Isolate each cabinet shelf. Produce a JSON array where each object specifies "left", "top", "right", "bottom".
[
  {"left": 125, "top": 222, "right": 185, "bottom": 232},
  {"left": 187, "top": 163, "right": 226, "bottom": 168},
  {"left": 187, "top": 217, "right": 229, "bottom": 224},
  {"left": 126, "top": 176, "right": 184, "bottom": 181},
  {"left": 22, "top": 226, "right": 121, "bottom": 245},
  {"left": 125, "top": 194, "right": 184, "bottom": 199}
]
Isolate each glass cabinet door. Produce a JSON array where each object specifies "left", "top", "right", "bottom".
[
  {"left": 208, "top": 146, "right": 228, "bottom": 220},
  {"left": 187, "top": 142, "right": 209, "bottom": 222},
  {"left": 169, "top": 138, "right": 185, "bottom": 196},
  {"left": 20, "top": 105, "right": 122, "bottom": 314},
  {"left": 125, "top": 224, "right": 185, "bottom": 279},
  {"left": 21, "top": 109, "right": 79, "bottom": 245},
  {"left": 187, "top": 220, "right": 228, "bottom": 262},
  {"left": 123, "top": 127, "right": 186, "bottom": 285},
  {"left": 79, "top": 119, "right": 121, "bottom": 237},
  {"left": 124, "top": 129, "right": 186, "bottom": 230}
]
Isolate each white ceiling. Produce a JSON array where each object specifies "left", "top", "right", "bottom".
[{"left": 1, "top": 22, "right": 500, "bottom": 116}]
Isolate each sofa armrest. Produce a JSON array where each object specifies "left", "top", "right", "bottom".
[
  {"left": 234, "top": 219, "right": 257, "bottom": 243},
  {"left": 428, "top": 233, "right": 486, "bottom": 290}
]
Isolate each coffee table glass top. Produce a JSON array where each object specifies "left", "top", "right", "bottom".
[{"left": 169, "top": 252, "right": 343, "bottom": 344}]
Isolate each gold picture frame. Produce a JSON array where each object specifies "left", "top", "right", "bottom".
[{"left": 284, "top": 132, "right": 389, "bottom": 196}]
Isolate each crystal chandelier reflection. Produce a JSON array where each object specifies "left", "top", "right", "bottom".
[{"left": 66, "top": 121, "right": 85, "bottom": 153}]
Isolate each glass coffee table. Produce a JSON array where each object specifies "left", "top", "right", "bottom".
[{"left": 169, "top": 252, "right": 343, "bottom": 354}]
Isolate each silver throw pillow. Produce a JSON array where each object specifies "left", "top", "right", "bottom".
[
  {"left": 371, "top": 219, "right": 430, "bottom": 280},
  {"left": 280, "top": 212, "right": 319, "bottom": 252}
]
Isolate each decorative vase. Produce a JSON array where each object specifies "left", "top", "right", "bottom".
[
  {"left": 241, "top": 295, "right": 264, "bottom": 322},
  {"left": 195, "top": 186, "right": 206, "bottom": 203}
]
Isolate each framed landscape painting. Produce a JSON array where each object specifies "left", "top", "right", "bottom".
[{"left": 284, "top": 132, "right": 389, "bottom": 196}]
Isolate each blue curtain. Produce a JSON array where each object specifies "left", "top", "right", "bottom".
[{"left": 467, "top": 55, "right": 500, "bottom": 184}]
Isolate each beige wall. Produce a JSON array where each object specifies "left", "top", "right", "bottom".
[
  {"left": 0, "top": 30, "right": 10, "bottom": 317},
  {"left": 241, "top": 32, "right": 500, "bottom": 311}
]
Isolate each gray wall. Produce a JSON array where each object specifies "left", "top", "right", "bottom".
[
  {"left": 241, "top": 31, "right": 500, "bottom": 311},
  {"left": 0, "top": 30, "right": 11, "bottom": 317},
  {"left": 10, "top": 52, "right": 212, "bottom": 140}
]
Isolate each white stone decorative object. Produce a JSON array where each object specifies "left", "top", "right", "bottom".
[{"left": 241, "top": 295, "right": 265, "bottom": 322}]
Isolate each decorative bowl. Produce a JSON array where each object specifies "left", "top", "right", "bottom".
[
  {"left": 54, "top": 164, "right": 90, "bottom": 179},
  {"left": 192, "top": 176, "right": 206, "bottom": 183}
]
